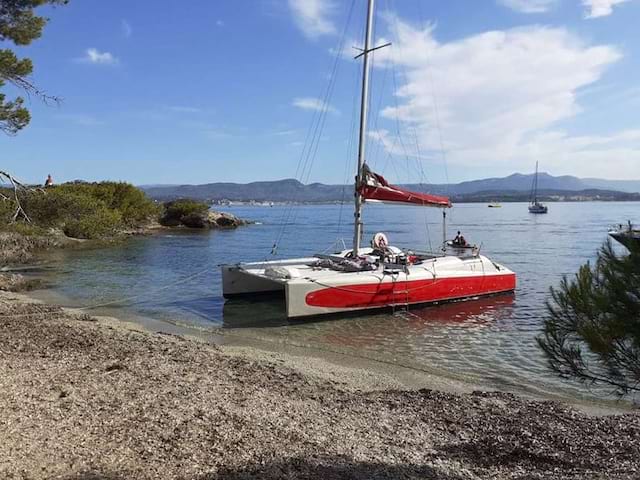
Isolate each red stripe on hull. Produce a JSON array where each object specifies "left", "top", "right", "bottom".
[{"left": 305, "top": 273, "right": 516, "bottom": 309}]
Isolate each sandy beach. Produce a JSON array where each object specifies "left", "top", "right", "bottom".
[{"left": 1, "top": 291, "right": 639, "bottom": 480}]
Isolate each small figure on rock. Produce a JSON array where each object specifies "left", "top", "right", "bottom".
[{"left": 44, "top": 174, "right": 54, "bottom": 188}]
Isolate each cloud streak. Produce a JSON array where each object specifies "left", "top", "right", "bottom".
[
  {"left": 165, "top": 106, "right": 202, "bottom": 114},
  {"left": 121, "top": 20, "right": 132, "bottom": 38},
  {"left": 288, "top": 0, "right": 336, "bottom": 39},
  {"left": 77, "top": 48, "right": 119, "bottom": 66},
  {"left": 292, "top": 97, "right": 339, "bottom": 114},
  {"left": 496, "top": 0, "right": 558, "bottom": 13},
  {"left": 55, "top": 113, "right": 105, "bottom": 127}
]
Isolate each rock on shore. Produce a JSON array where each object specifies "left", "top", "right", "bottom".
[
  {"left": 207, "top": 210, "right": 249, "bottom": 228},
  {"left": 0, "top": 231, "right": 67, "bottom": 265},
  {"left": 0, "top": 272, "right": 41, "bottom": 292},
  {"left": 180, "top": 210, "right": 249, "bottom": 229},
  {"left": 1, "top": 294, "right": 639, "bottom": 480}
]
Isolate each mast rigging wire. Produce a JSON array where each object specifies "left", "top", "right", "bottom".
[{"left": 270, "top": 0, "right": 357, "bottom": 257}]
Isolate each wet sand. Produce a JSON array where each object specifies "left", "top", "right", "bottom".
[{"left": 1, "top": 291, "right": 639, "bottom": 479}]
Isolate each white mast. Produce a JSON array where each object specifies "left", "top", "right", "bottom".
[
  {"left": 352, "top": 0, "right": 375, "bottom": 255},
  {"left": 534, "top": 161, "right": 539, "bottom": 203}
]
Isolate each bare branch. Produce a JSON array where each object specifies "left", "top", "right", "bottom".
[
  {"left": 0, "top": 170, "right": 44, "bottom": 223},
  {"left": 7, "top": 76, "right": 62, "bottom": 106}
]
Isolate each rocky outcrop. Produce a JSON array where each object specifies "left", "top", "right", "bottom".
[
  {"left": 0, "top": 230, "right": 69, "bottom": 266},
  {"left": 205, "top": 211, "right": 248, "bottom": 228},
  {"left": 159, "top": 199, "right": 250, "bottom": 229},
  {"left": 172, "top": 210, "right": 249, "bottom": 229}
]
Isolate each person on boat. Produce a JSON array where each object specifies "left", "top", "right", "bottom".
[
  {"left": 453, "top": 230, "right": 467, "bottom": 247},
  {"left": 44, "top": 174, "right": 53, "bottom": 188},
  {"left": 453, "top": 231, "right": 467, "bottom": 246}
]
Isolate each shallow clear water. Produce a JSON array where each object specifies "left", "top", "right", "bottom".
[{"left": 39, "top": 202, "right": 638, "bottom": 403}]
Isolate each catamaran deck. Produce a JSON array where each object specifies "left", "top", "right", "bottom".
[{"left": 223, "top": 250, "right": 516, "bottom": 318}]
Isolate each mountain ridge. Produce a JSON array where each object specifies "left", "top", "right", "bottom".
[{"left": 140, "top": 172, "right": 640, "bottom": 203}]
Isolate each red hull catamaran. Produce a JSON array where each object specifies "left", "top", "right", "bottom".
[{"left": 222, "top": 0, "right": 516, "bottom": 318}]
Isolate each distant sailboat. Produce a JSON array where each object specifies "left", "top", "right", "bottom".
[{"left": 528, "top": 162, "right": 548, "bottom": 214}]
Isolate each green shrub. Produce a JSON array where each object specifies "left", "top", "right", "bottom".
[
  {"left": 19, "top": 189, "right": 101, "bottom": 227},
  {"left": 63, "top": 206, "right": 122, "bottom": 239},
  {"left": 0, "top": 222, "right": 49, "bottom": 237},
  {"left": 55, "top": 182, "right": 160, "bottom": 226},
  {"left": 0, "top": 197, "right": 15, "bottom": 224},
  {"left": 1, "top": 181, "right": 160, "bottom": 239},
  {"left": 160, "top": 199, "right": 209, "bottom": 227}
]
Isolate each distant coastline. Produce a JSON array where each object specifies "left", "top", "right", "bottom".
[
  {"left": 207, "top": 193, "right": 640, "bottom": 206},
  {"left": 141, "top": 171, "right": 640, "bottom": 205}
]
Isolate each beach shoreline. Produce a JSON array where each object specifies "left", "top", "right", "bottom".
[
  {"left": 22, "top": 285, "right": 635, "bottom": 414},
  {"left": 1, "top": 290, "right": 639, "bottom": 479}
]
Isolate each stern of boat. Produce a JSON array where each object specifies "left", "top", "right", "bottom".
[{"left": 221, "top": 264, "right": 285, "bottom": 298}]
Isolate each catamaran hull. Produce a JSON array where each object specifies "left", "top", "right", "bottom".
[
  {"left": 286, "top": 274, "right": 515, "bottom": 318},
  {"left": 222, "top": 255, "right": 516, "bottom": 318},
  {"left": 222, "top": 257, "right": 319, "bottom": 297}
]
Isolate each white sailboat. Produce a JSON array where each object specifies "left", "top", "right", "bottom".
[
  {"left": 528, "top": 161, "right": 548, "bottom": 214},
  {"left": 221, "top": 0, "right": 516, "bottom": 318}
]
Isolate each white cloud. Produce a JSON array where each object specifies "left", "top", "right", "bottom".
[
  {"left": 292, "top": 97, "right": 339, "bottom": 114},
  {"left": 582, "top": 0, "right": 630, "bottom": 18},
  {"left": 371, "top": 17, "right": 635, "bottom": 178},
  {"left": 78, "top": 48, "right": 118, "bottom": 65},
  {"left": 497, "top": 0, "right": 558, "bottom": 13},
  {"left": 121, "top": 20, "right": 132, "bottom": 38},
  {"left": 288, "top": 0, "right": 336, "bottom": 39}
]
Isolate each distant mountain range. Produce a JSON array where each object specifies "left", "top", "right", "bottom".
[{"left": 140, "top": 172, "right": 640, "bottom": 203}]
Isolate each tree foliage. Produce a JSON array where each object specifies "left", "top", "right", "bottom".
[
  {"left": 0, "top": 0, "right": 67, "bottom": 135},
  {"left": 537, "top": 241, "right": 640, "bottom": 396},
  {"left": 160, "top": 199, "right": 210, "bottom": 227}
]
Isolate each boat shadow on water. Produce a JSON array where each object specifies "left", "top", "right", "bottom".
[{"left": 221, "top": 292, "right": 516, "bottom": 329}]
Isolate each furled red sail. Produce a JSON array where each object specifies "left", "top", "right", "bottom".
[{"left": 357, "top": 165, "right": 451, "bottom": 208}]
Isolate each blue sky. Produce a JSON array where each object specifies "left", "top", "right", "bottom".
[{"left": 1, "top": 0, "right": 639, "bottom": 185}]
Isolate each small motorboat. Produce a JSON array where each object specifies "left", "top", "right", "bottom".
[
  {"left": 609, "top": 221, "right": 640, "bottom": 249},
  {"left": 488, "top": 203, "right": 501, "bottom": 208}
]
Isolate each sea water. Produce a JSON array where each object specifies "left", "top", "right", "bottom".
[{"left": 37, "top": 202, "right": 639, "bottom": 404}]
